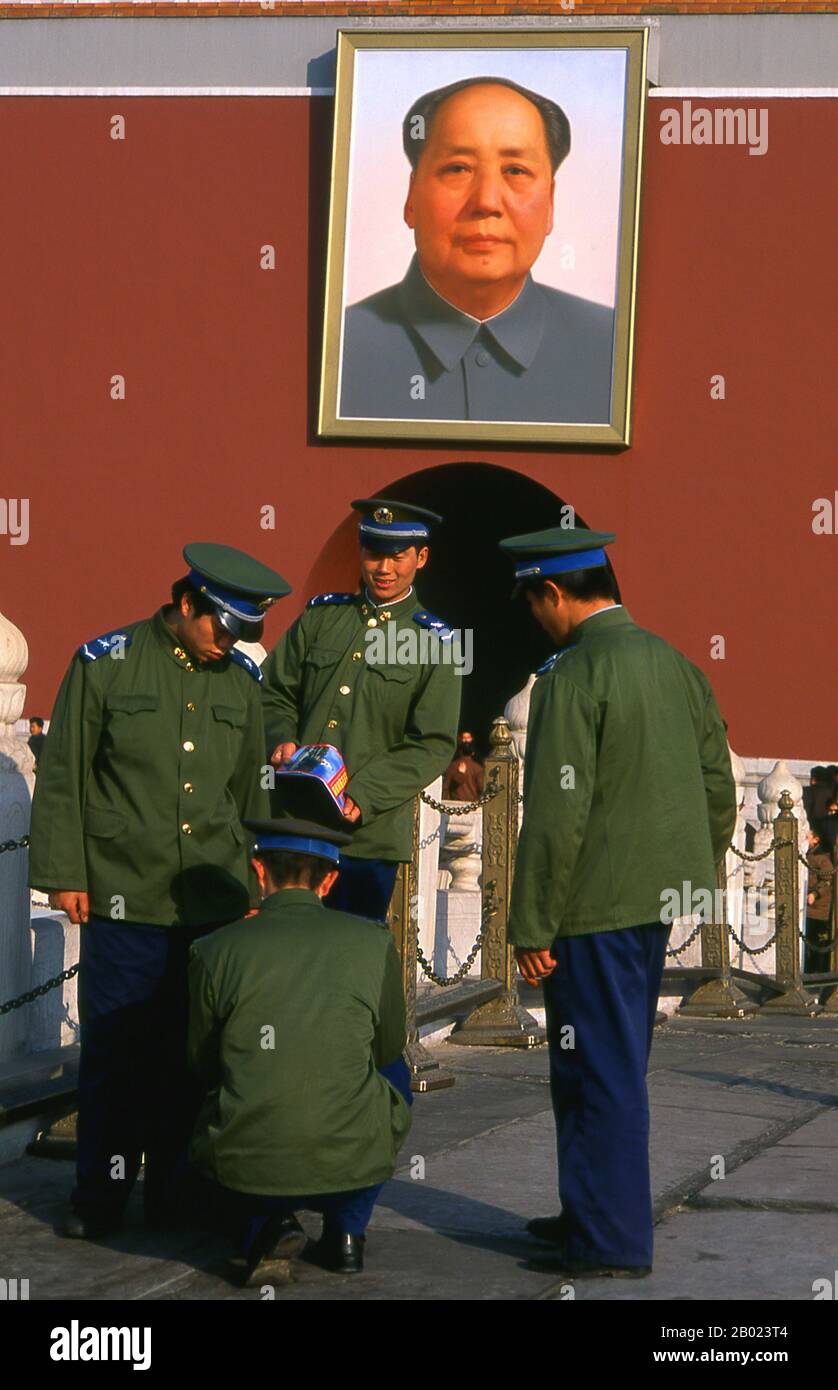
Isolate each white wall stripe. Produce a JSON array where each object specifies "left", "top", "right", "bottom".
[
  {"left": 1, "top": 87, "right": 837, "bottom": 99},
  {"left": 0, "top": 86, "right": 333, "bottom": 96},
  {"left": 650, "top": 89, "right": 838, "bottom": 99}
]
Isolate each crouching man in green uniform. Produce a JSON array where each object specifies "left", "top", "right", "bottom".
[{"left": 187, "top": 818, "right": 413, "bottom": 1285}]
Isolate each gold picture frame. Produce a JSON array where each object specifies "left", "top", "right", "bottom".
[{"left": 318, "top": 28, "right": 648, "bottom": 447}]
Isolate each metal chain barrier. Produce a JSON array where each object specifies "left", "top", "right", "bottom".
[
  {"left": 665, "top": 921, "right": 705, "bottom": 958},
  {"left": 729, "top": 840, "right": 783, "bottom": 863},
  {"left": 416, "top": 897, "right": 495, "bottom": 988},
  {"left": 0, "top": 964, "right": 79, "bottom": 1016},
  {"left": 0, "top": 835, "right": 30, "bottom": 855},
  {"left": 726, "top": 922, "right": 778, "bottom": 955},
  {"left": 797, "top": 851, "right": 838, "bottom": 882},
  {"left": 0, "top": 835, "right": 79, "bottom": 1014},
  {"left": 420, "top": 771, "right": 501, "bottom": 816}
]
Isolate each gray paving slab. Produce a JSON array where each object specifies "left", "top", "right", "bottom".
[
  {"left": 693, "top": 1111, "right": 838, "bottom": 1208},
  {"left": 555, "top": 1211, "right": 838, "bottom": 1302},
  {"left": 1, "top": 1022, "right": 837, "bottom": 1301}
]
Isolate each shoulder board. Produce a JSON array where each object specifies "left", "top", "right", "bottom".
[
  {"left": 536, "top": 649, "right": 570, "bottom": 677},
  {"left": 306, "top": 592, "right": 357, "bottom": 609},
  {"left": 413, "top": 610, "right": 454, "bottom": 640},
  {"left": 228, "top": 648, "right": 263, "bottom": 683},
  {"left": 78, "top": 630, "right": 133, "bottom": 663}
]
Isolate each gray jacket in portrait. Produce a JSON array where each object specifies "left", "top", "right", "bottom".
[{"left": 339, "top": 252, "right": 615, "bottom": 425}]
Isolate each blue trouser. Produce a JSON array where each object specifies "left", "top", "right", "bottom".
[
  {"left": 225, "top": 1056, "right": 413, "bottom": 1259},
  {"left": 325, "top": 856, "right": 399, "bottom": 924},
  {"left": 541, "top": 922, "right": 670, "bottom": 1268},
  {"left": 73, "top": 916, "right": 211, "bottom": 1220}
]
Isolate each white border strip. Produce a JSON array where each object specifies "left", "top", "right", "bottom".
[
  {"left": 2, "top": 86, "right": 838, "bottom": 99},
  {"left": 651, "top": 88, "right": 838, "bottom": 99},
  {"left": 0, "top": 86, "right": 334, "bottom": 96}
]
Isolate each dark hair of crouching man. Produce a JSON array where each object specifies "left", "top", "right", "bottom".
[{"left": 186, "top": 818, "right": 414, "bottom": 1287}]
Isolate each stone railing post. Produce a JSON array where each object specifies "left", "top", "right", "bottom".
[
  {"left": 453, "top": 716, "right": 544, "bottom": 1047},
  {"left": 760, "top": 790, "right": 820, "bottom": 1016},
  {"left": 0, "top": 609, "right": 35, "bottom": 1063}
]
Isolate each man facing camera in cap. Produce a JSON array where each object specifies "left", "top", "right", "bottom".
[
  {"left": 187, "top": 818, "right": 412, "bottom": 1284},
  {"left": 499, "top": 526, "right": 736, "bottom": 1280},
  {"left": 260, "top": 499, "right": 461, "bottom": 923},
  {"left": 29, "top": 542, "right": 291, "bottom": 1240}
]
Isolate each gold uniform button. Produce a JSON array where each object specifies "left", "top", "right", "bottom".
[
  {"left": 367, "top": 618, "right": 377, "bottom": 628},
  {"left": 380, "top": 611, "right": 391, "bottom": 621},
  {"left": 327, "top": 720, "right": 338, "bottom": 730},
  {"left": 181, "top": 822, "right": 192, "bottom": 835},
  {"left": 182, "top": 741, "right": 195, "bottom": 752},
  {"left": 183, "top": 782, "right": 194, "bottom": 793},
  {"left": 185, "top": 662, "right": 194, "bottom": 672},
  {"left": 361, "top": 605, "right": 369, "bottom": 616},
  {"left": 352, "top": 651, "right": 362, "bottom": 661},
  {"left": 186, "top": 701, "right": 196, "bottom": 712},
  {"left": 339, "top": 684, "right": 351, "bottom": 696},
  {"left": 173, "top": 647, "right": 186, "bottom": 659}
]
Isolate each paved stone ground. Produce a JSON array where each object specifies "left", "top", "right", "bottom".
[{"left": 2, "top": 1014, "right": 837, "bottom": 1302}]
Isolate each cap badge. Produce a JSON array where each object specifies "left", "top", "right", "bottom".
[
  {"left": 373, "top": 507, "right": 393, "bottom": 525},
  {"left": 256, "top": 597, "right": 276, "bottom": 611}
]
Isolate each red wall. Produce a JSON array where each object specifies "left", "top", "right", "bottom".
[{"left": 1, "top": 94, "right": 834, "bottom": 754}]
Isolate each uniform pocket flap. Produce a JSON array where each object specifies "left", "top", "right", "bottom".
[
  {"left": 212, "top": 703, "right": 246, "bottom": 727},
  {"left": 366, "top": 663, "right": 414, "bottom": 683},
  {"left": 305, "top": 647, "right": 343, "bottom": 669},
  {"left": 84, "top": 805, "right": 128, "bottom": 838},
  {"left": 106, "top": 693, "right": 159, "bottom": 714}
]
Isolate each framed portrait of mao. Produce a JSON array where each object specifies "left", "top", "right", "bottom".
[{"left": 318, "top": 28, "right": 648, "bottom": 447}]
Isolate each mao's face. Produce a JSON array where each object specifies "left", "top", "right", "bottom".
[{"left": 404, "top": 84, "right": 555, "bottom": 307}]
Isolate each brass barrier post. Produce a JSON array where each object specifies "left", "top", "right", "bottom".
[
  {"left": 453, "top": 716, "right": 545, "bottom": 1047},
  {"left": 388, "top": 796, "right": 455, "bottom": 1091},
  {"left": 678, "top": 858, "right": 757, "bottom": 1017},
  {"left": 760, "top": 790, "right": 821, "bottom": 1015}
]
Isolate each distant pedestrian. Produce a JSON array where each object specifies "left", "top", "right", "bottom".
[
  {"left": 27, "top": 716, "right": 47, "bottom": 770},
  {"left": 805, "top": 827, "right": 834, "bottom": 974},
  {"left": 443, "top": 731, "right": 484, "bottom": 803}
]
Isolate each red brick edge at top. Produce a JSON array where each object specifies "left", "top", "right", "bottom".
[{"left": 1, "top": 2, "right": 836, "bottom": 20}]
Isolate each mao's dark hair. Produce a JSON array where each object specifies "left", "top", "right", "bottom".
[{"left": 403, "top": 77, "right": 571, "bottom": 176}]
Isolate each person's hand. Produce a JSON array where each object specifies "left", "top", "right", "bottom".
[
  {"left": 807, "top": 892, "right": 816, "bottom": 906},
  {"left": 48, "top": 890, "right": 90, "bottom": 925},
  {"left": 342, "top": 795, "right": 362, "bottom": 824},
  {"left": 515, "top": 947, "right": 557, "bottom": 986},
  {"left": 270, "top": 742, "right": 298, "bottom": 768}
]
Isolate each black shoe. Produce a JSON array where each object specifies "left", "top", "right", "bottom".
[
  {"left": 310, "top": 1232, "right": 365, "bottom": 1274},
  {"left": 526, "top": 1213, "right": 570, "bottom": 1245},
  {"left": 239, "top": 1215, "right": 307, "bottom": 1288},
  {"left": 59, "top": 1211, "right": 123, "bottom": 1240},
  {"left": 528, "top": 1245, "right": 652, "bottom": 1279}
]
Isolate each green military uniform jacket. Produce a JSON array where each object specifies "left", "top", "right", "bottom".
[
  {"left": 260, "top": 588, "right": 461, "bottom": 861},
  {"left": 28, "top": 611, "right": 269, "bottom": 927},
  {"left": 508, "top": 606, "right": 737, "bottom": 948},
  {"left": 187, "top": 888, "right": 411, "bottom": 1195}
]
